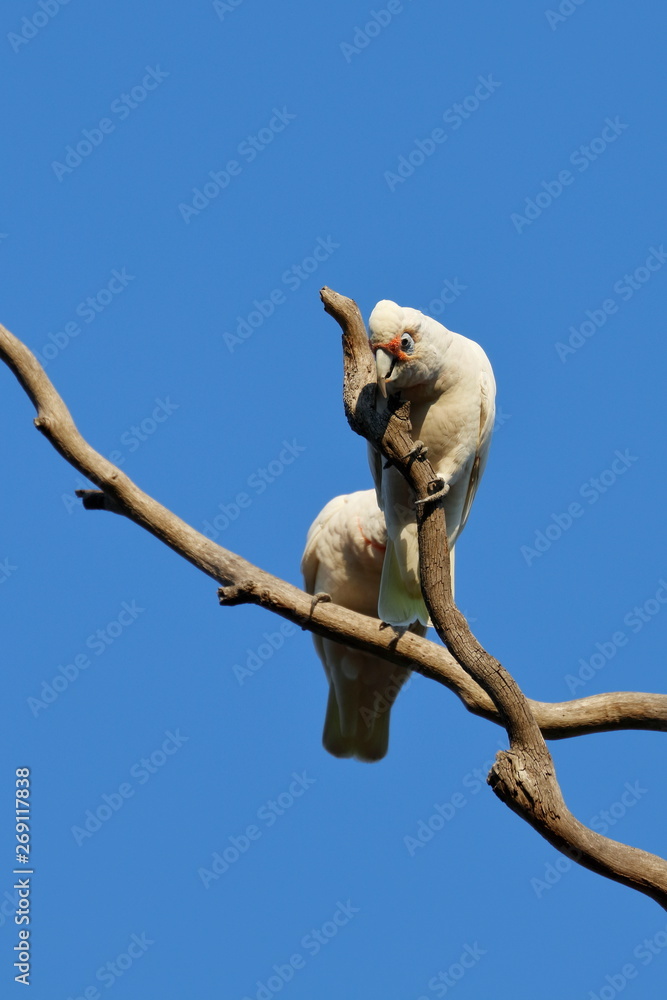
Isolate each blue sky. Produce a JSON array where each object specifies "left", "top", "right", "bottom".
[{"left": 2, "top": 1, "right": 667, "bottom": 997}]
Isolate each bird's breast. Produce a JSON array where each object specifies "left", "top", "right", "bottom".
[{"left": 407, "top": 387, "right": 481, "bottom": 470}]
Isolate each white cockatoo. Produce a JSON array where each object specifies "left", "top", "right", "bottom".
[
  {"left": 368, "top": 300, "right": 496, "bottom": 628},
  {"left": 301, "top": 489, "right": 425, "bottom": 761}
]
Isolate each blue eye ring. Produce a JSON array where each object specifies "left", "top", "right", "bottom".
[{"left": 400, "top": 333, "right": 414, "bottom": 353}]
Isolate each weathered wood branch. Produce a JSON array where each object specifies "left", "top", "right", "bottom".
[
  {"left": 320, "top": 286, "right": 667, "bottom": 910},
  {"left": 2, "top": 321, "right": 664, "bottom": 739},
  {"left": 2, "top": 306, "right": 667, "bottom": 908}
]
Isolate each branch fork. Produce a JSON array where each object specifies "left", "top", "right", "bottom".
[
  {"left": 318, "top": 286, "right": 667, "bottom": 909},
  {"left": 2, "top": 294, "right": 667, "bottom": 909}
]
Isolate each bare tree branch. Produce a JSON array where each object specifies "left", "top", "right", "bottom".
[
  {"left": 320, "top": 286, "right": 667, "bottom": 910},
  {"left": 2, "top": 307, "right": 667, "bottom": 908},
  {"left": 3, "top": 321, "right": 663, "bottom": 740}
]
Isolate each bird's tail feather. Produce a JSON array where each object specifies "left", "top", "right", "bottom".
[
  {"left": 377, "top": 536, "right": 430, "bottom": 627},
  {"left": 377, "top": 532, "right": 456, "bottom": 626},
  {"left": 323, "top": 682, "right": 392, "bottom": 762},
  {"left": 322, "top": 685, "right": 355, "bottom": 759},
  {"left": 322, "top": 653, "right": 410, "bottom": 762}
]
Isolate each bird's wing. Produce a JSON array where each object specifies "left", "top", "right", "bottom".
[
  {"left": 301, "top": 493, "right": 350, "bottom": 594},
  {"left": 459, "top": 368, "right": 496, "bottom": 532},
  {"left": 301, "top": 490, "right": 411, "bottom": 761},
  {"left": 367, "top": 442, "right": 385, "bottom": 510}
]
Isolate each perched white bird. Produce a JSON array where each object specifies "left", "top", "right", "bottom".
[
  {"left": 301, "top": 490, "right": 425, "bottom": 761},
  {"left": 368, "top": 299, "right": 496, "bottom": 628}
]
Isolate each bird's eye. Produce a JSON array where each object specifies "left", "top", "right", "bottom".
[{"left": 400, "top": 333, "right": 414, "bottom": 353}]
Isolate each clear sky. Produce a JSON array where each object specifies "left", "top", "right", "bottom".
[{"left": 2, "top": 1, "right": 667, "bottom": 998}]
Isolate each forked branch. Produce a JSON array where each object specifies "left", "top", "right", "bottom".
[
  {"left": 320, "top": 286, "right": 667, "bottom": 910},
  {"left": 2, "top": 303, "right": 667, "bottom": 908}
]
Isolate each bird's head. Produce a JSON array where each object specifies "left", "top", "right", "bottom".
[{"left": 368, "top": 299, "right": 450, "bottom": 397}]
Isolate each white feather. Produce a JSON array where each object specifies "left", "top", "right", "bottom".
[
  {"left": 301, "top": 490, "right": 424, "bottom": 761},
  {"left": 368, "top": 301, "right": 496, "bottom": 627}
]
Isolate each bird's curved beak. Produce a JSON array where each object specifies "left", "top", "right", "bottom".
[{"left": 375, "top": 348, "right": 396, "bottom": 398}]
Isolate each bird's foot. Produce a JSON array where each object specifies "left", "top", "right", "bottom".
[
  {"left": 309, "top": 592, "right": 332, "bottom": 615},
  {"left": 414, "top": 477, "right": 449, "bottom": 506},
  {"left": 401, "top": 440, "right": 428, "bottom": 462},
  {"left": 75, "top": 489, "right": 107, "bottom": 510}
]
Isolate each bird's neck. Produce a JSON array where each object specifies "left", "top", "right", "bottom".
[{"left": 395, "top": 381, "right": 442, "bottom": 404}]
